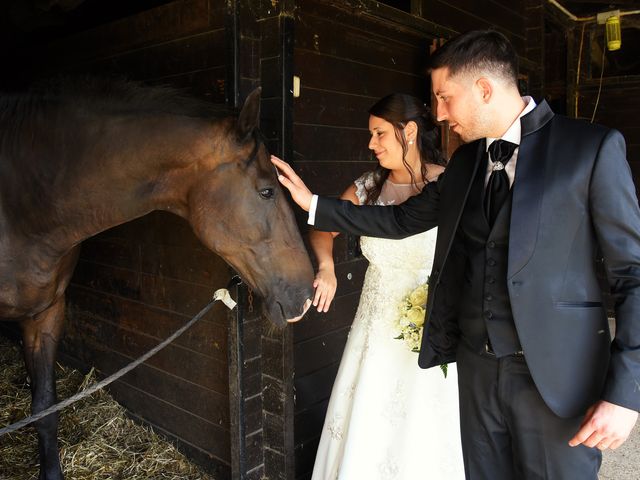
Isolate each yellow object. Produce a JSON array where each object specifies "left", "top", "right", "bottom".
[{"left": 605, "top": 15, "right": 622, "bottom": 51}]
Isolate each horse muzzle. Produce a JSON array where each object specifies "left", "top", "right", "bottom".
[
  {"left": 286, "top": 298, "right": 312, "bottom": 323},
  {"left": 263, "top": 282, "right": 314, "bottom": 327}
]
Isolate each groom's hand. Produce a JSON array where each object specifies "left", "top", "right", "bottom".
[
  {"left": 569, "top": 400, "right": 638, "bottom": 450},
  {"left": 271, "top": 155, "right": 314, "bottom": 212}
]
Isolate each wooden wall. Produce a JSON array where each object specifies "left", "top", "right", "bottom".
[
  {"left": 288, "top": 1, "right": 543, "bottom": 479},
  {"left": 571, "top": 26, "right": 640, "bottom": 194},
  {"left": 0, "top": 1, "right": 238, "bottom": 478},
  {"left": 56, "top": 2, "right": 236, "bottom": 475}
]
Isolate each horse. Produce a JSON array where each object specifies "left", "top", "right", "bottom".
[{"left": 0, "top": 77, "right": 314, "bottom": 480}]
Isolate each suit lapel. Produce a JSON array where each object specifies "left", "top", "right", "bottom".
[{"left": 508, "top": 100, "right": 554, "bottom": 278}]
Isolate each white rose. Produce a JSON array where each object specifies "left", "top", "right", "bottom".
[
  {"left": 409, "top": 284, "right": 428, "bottom": 307},
  {"left": 406, "top": 306, "right": 426, "bottom": 328}
]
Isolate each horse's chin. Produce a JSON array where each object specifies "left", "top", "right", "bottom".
[
  {"left": 286, "top": 298, "right": 312, "bottom": 323},
  {"left": 265, "top": 298, "right": 312, "bottom": 327}
]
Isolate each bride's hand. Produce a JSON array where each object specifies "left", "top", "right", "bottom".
[
  {"left": 313, "top": 266, "right": 337, "bottom": 312},
  {"left": 271, "top": 155, "right": 314, "bottom": 211}
]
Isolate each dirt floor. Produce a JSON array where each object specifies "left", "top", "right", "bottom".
[{"left": 0, "top": 337, "right": 215, "bottom": 480}]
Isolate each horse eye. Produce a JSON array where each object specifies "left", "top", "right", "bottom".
[{"left": 259, "top": 188, "right": 274, "bottom": 199}]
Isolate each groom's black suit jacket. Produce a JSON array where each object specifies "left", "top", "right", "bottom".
[{"left": 315, "top": 101, "right": 640, "bottom": 418}]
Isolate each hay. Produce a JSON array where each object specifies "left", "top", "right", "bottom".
[{"left": 0, "top": 337, "right": 216, "bottom": 480}]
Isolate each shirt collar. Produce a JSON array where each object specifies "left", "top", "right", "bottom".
[{"left": 486, "top": 96, "right": 537, "bottom": 151}]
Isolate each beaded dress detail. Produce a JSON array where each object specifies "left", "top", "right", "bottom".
[{"left": 312, "top": 172, "right": 464, "bottom": 480}]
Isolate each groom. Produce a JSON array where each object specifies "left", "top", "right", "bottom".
[{"left": 273, "top": 30, "right": 640, "bottom": 479}]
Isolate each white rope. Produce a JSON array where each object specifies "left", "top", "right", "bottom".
[{"left": 0, "top": 288, "right": 236, "bottom": 437}]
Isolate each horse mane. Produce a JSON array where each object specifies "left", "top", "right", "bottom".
[
  {"left": 0, "top": 75, "right": 231, "bottom": 121},
  {"left": 0, "top": 77, "right": 234, "bottom": 236}
]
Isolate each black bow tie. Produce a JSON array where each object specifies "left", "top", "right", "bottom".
[{"left": 484, "top": 139, "right": 518, "bottom": 226}]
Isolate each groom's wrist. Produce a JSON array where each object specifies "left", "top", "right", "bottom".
[{"left": 307, "top": 195, "right": 318, "bottom": 225}]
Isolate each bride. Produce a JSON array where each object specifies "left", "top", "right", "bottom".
[{"left": 307, "top": 94, "right": 465, "bottom": 479}]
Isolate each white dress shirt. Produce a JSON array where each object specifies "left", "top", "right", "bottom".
[{"left": 485, "top": 96, "right": 536, "bottom": 188}]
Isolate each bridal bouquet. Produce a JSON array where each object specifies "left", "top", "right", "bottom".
[
  {"left": 393, "top": 283, "right": 428, "bottom": 353},
  {"left": 393, "top": 282, "right": 448, "bottom": 378}
]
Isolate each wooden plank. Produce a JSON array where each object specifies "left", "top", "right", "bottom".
[
  {"left": 293, "top": 327, "right": 350, "bottom": 377},
  {"left": 491, "top": 0, "right": 526, "bottom": 14},
  {"left": 264, "top": 446, "right": 286, "bottom": 479},
  {"left": 294, "top": 399, "right": 330, "bottom": 446},
  {"left": 63, "top": 309, "right": 229, "bottom": 394},
  {"left": 294, "top": 88, "right": 378, "bottom": 129},
  {"left": 293, "top": 290, "right": 361, "bottom": 343},
  {"left": 294, "top": 362, "right": 340, "bottom": 410},
  {"left": 296, "top": 0, "right": 451, "bottom": 44},
  {"left": 93, "top": 212, "right": 204, "bottom": 249},
  {"left": 79, "top": 235, "right": 230, "bottom": 288},
  {"left": 244, "top": 394, "right": 264, "bottom": 435},
  {"left": 246, "top": 466, "right": 266, "bottom": 480},
  {"left": 293, "top": 124, "right": 372, "bottom": 162},
  {"left": 296, "top": 50, "right": 427, "bottom": 98},
  {"left": 67, "top": 287, "right": 229, "bottom": 359},
  {"left": 261, "top": 337, "right": 285, "bottom": 382},
  {"left": 293, "top": 436, "right": 321, "bottom": 480},
  {"left": 576, "top": 108, "right": 640, "bottom": 127},
  {"left": 34, "top": 0, "right": 224, "bottom": 70},
  {"left": 419, "top": 0, "right": 526, "bottom": 52},
  {"left": 260, "top": 56, "right": 282, "bottom": 100},
  {"left": 295, "top": 12, "right": 429, "bottom": 75},
  {"left": 577, "top": 87, "right": 640, "bottom": 110},
  {"left": 242, "top": 318, "right": 263, "bottom": 360},
  {"left": 62, "top": 344, "right": 229, "bottom": 425},
  {"left": 245, "top": 429, "right": 264, "bottom": 471},
  {"left": 303, "top": 233, "right": 365, "bottom": 265},
  {"left": 150, "top": 66, "right": 228, "bottom": 102},
  {"left": 71, "top": 259, "right": 229, "bottom": 318},
  {"left": 74, "top": 29, "right": 227, "bottom": 81},
  {"left": 293, "top": 160, "right": 377, "bottom": 198},
  {"left": 106, "top": 380, "right": 231, "bottom": 463},
  {"left": 259, "top": 16, "right": 281, "bottom": 58},
  {"left": 139, "top": 242, "right": 230, "bottom": 289}
]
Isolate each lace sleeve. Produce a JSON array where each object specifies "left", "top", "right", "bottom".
[{"left": 353, "top": 171, "right": 376, "bottom": 206}]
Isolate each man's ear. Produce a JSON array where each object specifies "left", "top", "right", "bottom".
[
  {"left": 476, "top": 77, "right": 493, "bottom": 103},
  {"left": 404, "top": 121, "right": 418, "bottom": 143}
]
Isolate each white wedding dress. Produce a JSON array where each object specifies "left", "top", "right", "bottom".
[{"left": 312, "top": 172, "right": 465, "bottom": 480}]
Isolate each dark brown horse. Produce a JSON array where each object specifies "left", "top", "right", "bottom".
[{"left": 0, "top": 78, "right": 314, "bottom": 479}]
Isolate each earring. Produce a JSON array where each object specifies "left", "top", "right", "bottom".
[{"left": 408, "top": 140, "right": 414, "bottom": 145}]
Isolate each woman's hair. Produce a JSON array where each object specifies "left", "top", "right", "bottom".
[{"left": 364, "top": 93, "right": 445, "bottom": 205}]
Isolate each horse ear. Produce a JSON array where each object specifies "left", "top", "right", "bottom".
[{"left": 237, "top": 87, "right": 261, "bottom": 141}]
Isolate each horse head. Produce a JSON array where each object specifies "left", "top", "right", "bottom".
[{"left": 185, "top": 88, "right": 314, "bottom": 326}]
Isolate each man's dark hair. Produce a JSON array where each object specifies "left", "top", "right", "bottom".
[{"left": 429, "top": 30, "right": 519, "bottom": 86}]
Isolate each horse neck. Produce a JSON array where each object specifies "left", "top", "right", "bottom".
[{"left": 44, "top": 114, "right": 220, "bottom": 253}]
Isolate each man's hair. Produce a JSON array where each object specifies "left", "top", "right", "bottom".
[{"left": 429, "top": 30, "right": 519, "bottom": 87}]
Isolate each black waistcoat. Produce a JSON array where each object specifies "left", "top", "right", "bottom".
[{"left": 457, "top": 154, "right": 522, "bottom": 357}]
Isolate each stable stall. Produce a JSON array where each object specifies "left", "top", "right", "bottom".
[{"left": 3, "top": 1, "right": 637, "bottom": 479}]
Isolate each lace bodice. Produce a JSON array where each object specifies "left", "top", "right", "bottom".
[{"left": 354, "top": 172, "right": 437, "bottom": 280}]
